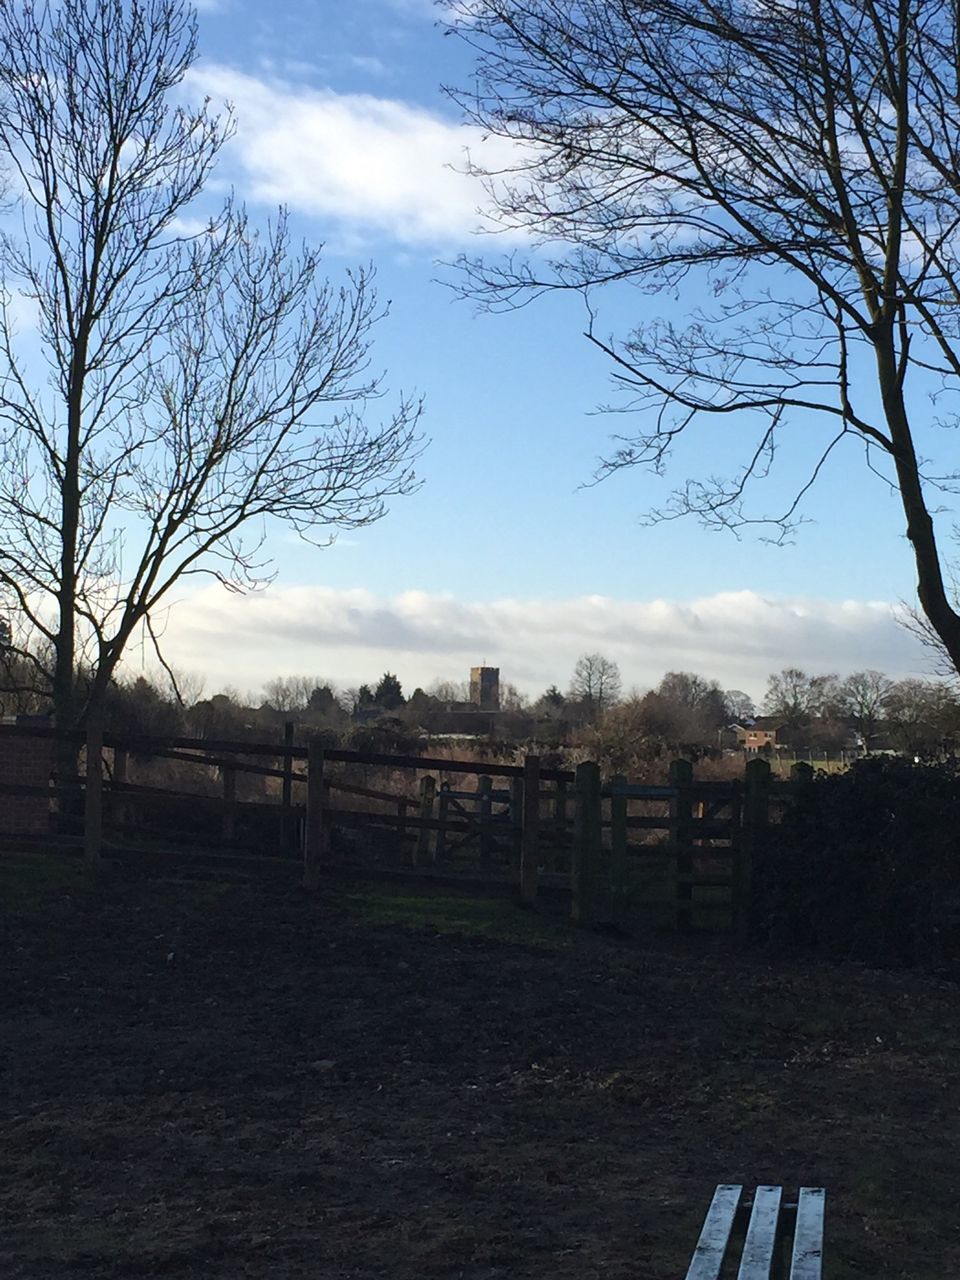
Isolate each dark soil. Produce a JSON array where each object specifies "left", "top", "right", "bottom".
[{"left": 2, "top": 854, "right": 959, "bottom": 1278}]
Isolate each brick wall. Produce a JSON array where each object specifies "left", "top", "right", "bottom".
[{"left": 0, "top": 730, "right": 55, "bottom": 835}]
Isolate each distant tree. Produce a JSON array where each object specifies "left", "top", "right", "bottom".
[
  {"left": 306, "top": 683, "right": 339, "bottom": 715},
  {"left": 631, "top": 690, "right": 703, "bottom": 747},
  {"left": 189, "top": 690, "right": 248, "bottom": 739},
  {"left": 569, "top": 652, "right": 622, "bottom": 721},
  {"left": 499, "top": 681, "right": 529, "bottom": 712},
  {"left": 839, "top": 670, "right": 895, "bottom": 748},
  {"left": 374, "top": 672, "right": 405, "bottom": 710},
  {"left": 428, "top": 678, "right": 470, "bottom": 704},
  {"left": 626, "top": 671, "right": 731, "bottom": 748},
  {"left": 104, "top": 674, "right": 185, "bottom": 738},
  {"left": 403, "top": 686, "right": 440, "bottom": 727},
  {"left": 356, "top": 684, "right": 375, "bottom": 710},
  {"left": 262, "top": 676, "right": 307, "bottom": 714},
  {"left": 884, "top": 679, "right": 960, "bottom": 756},
  {"left": 538, "top": 684, "right": 565, "bottom": 709},
  {"left": 763, "top": 669, "right": 840, "bottom": 730},
  {"left": 723, "top": 690, "right": 756, "bottom": 724},
  {"left": 657, "top": 672, "right": 728, "bottom": 731}
]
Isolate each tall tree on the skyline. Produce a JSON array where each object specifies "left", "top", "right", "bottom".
[
  {"left": 0, "top": 0, "right": 421, "bottom": 757},
  {"left": 450, "top": 0, "right": 960, "bottom": 675},
  {"left": 764, "top": 668, "right": 839, "bottom": 729},
  {"left": 569, "top": 651, "right": 622, "bottom": 720}
]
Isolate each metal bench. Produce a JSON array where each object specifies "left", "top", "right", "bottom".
[{"left": 685, "top": 1185, "right": 825, "bottom": 1279}]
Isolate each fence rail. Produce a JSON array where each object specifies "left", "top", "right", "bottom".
[{"left": 0, "top": 722, "right": 811, "bottom": 933}]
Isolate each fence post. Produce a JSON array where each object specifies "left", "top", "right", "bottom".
[
  {"left": 572, "top": 760, "right": 602, "bottom": 924},
  {"left": 112, "top": 745, "right": 128, "bottom": 830},
  {"left": 478, "top": 775, "right": 493, "bottom": 863},
  {"left": 222, "top": 765, "right": 237, "bottom": 842},
  {"left": 737, "top": 756, "right": 771, "bottom": 941},
  {"left": 281, "top": 720, "right": 294, "bottom": 848},
  {"left": 436, "top": 782, "right": 449, "bottom": 861},
  {"left": 303, "top": 738, "right": 325, "bottom": 890},
  {"left": 510, "top": 776, "right": 524, "bottom": 878},
  {"left": 669, "top": 758, "right": 694, "bottom": 933},
  {"left": 84, "top": 719, "right": 103, "bottom": 866},
  {"left": 609, "top": 774, "right": 628, "bottom": 927},
  {"left": 520, "top": 754, "right": 540, "bottom": 907},
  {"left": 553, "top": 778, "right": 568, "bottom": 871},
  {"left": 415, "top": 775, "right": 436, "bottom": 867}
]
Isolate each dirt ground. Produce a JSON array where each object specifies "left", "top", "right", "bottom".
[{"left": 2, "top": 853, "right": 959, "bottom": 1279}]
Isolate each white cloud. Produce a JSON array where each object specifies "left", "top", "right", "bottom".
[
  {"left": 146, "top": 585, "right": 930, "bottom": 700},
  {"left": 185, "top": 64, "right": 519, "bottom": 246}
]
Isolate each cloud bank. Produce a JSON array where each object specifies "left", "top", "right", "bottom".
[
  {"left": 150, "top": 585, "right": 930, "bottom": 700},
  {"left": 186, "top": 65, "right": 516, "bottom": 245}
]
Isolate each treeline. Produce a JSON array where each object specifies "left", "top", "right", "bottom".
[{"left": 3, "top": 645, "right": 958, "bottom": 763}]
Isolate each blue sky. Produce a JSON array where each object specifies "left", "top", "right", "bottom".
[{"left": 150, "top": 0, "right": 936, "bottom": 702}]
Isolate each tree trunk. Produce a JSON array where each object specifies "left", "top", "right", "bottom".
[{"left": 876, "top": 335, "right": 960, "bottom": 671}]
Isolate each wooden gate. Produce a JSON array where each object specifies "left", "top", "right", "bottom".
[{"left": 435, "top": 777, "right": 517, "bottom": 865}]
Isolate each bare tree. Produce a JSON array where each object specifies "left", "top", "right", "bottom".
[
  {"left": 428, "top": 678, "right": 470, "bottom": 704},
  {"left": 449, "top": 0, "right": 960, "bottom": 673},
  {"left": 884, "top": 677, "right": 960, "bottom": 756},
  {"left": 569, "top": 651, "right": 622, "bottom": 719},
  {"left": 763, "top": 668, "right": 839, "bottom": 729},
  {"left": 839, "top": 669, "right": 895, "bottom": 748},
  {"left": 723, "top": 690, "right": 756, "bottom": 724},
  {"left": 499, "top": 680, "right": 530, "bottom": 711},
  {"left": 0, "top": 0, "right": 421, "bottom": 756},
  {"left": 261, "top": 676, "right": 325, "bottom": 715}
]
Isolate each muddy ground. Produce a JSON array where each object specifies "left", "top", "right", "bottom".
[{"left": 1, "top": 853, "right": 959, "bottom": 1278}]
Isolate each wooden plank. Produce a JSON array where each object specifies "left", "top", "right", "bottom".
[
  {"left": 324, "top": 808, "right": 478, "bottom": 833},
  {"left": 0, "top": 724, "right": 582, "bottom": 782},
  {"left": 604, "top": 783, "right": 677, "bottom": 799},
  {"left": 571, "top": 761, "right": 601, "bottom": 925},
  {"left": 520, "top": 754, "right": 540, "bottom": 906},
  {"left": 609, "top": 773, "right": 627, "bottom": 923},
  {"left": 440, "top": 788, "right": 512, "bottom": 802},
  {"left": 303, "top": 740, "right": 325, "bottom": 890},
  {"left": 326, "top": 778, "right": 408, "bottom": 804},
  {"left": 685, "top": 1184, "right": 742, "bottom": 1280},
  {"left": 414, "top": 775, "right": 436, "bottom": 866},
  {"left": 510, "top": 775, "right": 523, "bottom": 877},
  {"left": 478, "top": 776, "right": 493, "bottom": 863},
  {"left": 737, "top": 1185, "right": 782, "bottom": 1280},
  {"left": 84, "top": 720, "right": 104, "bottom": 866},
  {"left": 789, "top": 1188, "right": 825, "bottom": 1280},
  {"left": 670, "top": 759, "right": 694, "bottom": 932},
  {"left": 281, "top": 720, "right": 295, "bottom": 847}
]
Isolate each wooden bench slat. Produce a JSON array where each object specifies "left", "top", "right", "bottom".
[
  {"left": 685, "top": 1184, "right": 743, "bottom": 1280},
  {"left": 789, "top": 1187, "right": 825, "bottom": 1280},
  {"left": 736, "top": 1185, "right": 782, "bottom": 1280}
]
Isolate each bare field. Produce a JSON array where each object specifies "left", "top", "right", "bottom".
[{"left": 2, "top": 853, "right": 958, "bottom": 1278}]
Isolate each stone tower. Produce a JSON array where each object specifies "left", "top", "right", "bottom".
[{"left": 469, "top": 666, "right": 500, "bottom": 711}]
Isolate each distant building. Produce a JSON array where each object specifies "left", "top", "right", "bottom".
[
  {"left": 733, "top": 717, "right": 782, "bottom": 751},
  {"left": 469, "top": 666, "right": 500, "bottom": 711}
]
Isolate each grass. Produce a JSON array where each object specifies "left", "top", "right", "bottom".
[{"left": 345, "top": 885, "right": 578, "bottom": 948}]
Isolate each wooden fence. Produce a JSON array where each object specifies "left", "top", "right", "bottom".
[{"left": 0, "top": 722, "right": 812, "bottom": 933}]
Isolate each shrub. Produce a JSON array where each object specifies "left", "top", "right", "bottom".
[{"left": 751, "top": 756, "right": 960, "bottom": 972}]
